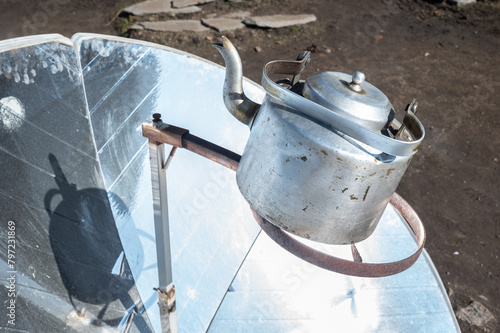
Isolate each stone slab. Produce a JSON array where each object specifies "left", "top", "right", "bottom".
[
  {"left": 129, "top": 24, "right": 144, "bottom": 30},
  {"left": 140, "top": 20, "right": 209, "bottom": 32},
  {"left": 222, "top": 11, "right": 251, "bottom": 19},
  {"left": 202, "top": 17, "right": 245, "bottom": 32},
  {"left": 123, "top": 0, "right": 201, "bottom": 16},
  {"left": 457, "top": 301, "right": 494, "bottom": 327},
  {"left": 172, "top": 0, "right": 215, "bottom": 8},
  {"left": 243, "top": 14, "right": 316, "bottom": 29}
]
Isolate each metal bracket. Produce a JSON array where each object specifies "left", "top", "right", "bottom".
[
  {"left": 143, "top": 117, "right": 240, "bottom": 172},
  {"left": 157, "top": 283, "right": 177, "bottom": 333},
  {"left": 143, "top": 119, "right": 189, "bottom": 149}
]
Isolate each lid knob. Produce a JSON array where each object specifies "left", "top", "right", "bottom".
[{"left": 349, "top": 71, "right": 365, "bottom": 92}]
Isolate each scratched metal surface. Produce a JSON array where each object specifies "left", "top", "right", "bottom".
[
  {"left": 72, "top": 33, "right": 264, "bottom": 333},
  {"left": 0, "top": 35, "right": 153, "bottom": 332},
  {"left": 210, "top": 204, "right": 460, "bottom": 332}
]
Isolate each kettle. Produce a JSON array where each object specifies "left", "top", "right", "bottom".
[{"left": 213, "top": 37, "right": 424, "bottom": 245}]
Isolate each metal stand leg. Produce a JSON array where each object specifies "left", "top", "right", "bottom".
[{"left": 148, "top": 138, "right": 177, "bottom": 333}]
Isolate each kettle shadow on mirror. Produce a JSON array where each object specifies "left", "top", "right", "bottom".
[{"left": 44, "top": 153, "right": 151, "bottom": 331}]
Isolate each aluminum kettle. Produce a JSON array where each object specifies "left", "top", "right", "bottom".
[{"left": 214, "top": 37, "right": 425, "bottom": 245}]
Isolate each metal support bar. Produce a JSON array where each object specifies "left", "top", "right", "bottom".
[
  {"left": 143, "top": 119, "right": 240, "bottom": 171},
  {"left": 147, "top": 136, "right": 177, "bottom": 333}
]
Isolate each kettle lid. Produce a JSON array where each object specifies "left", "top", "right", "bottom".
[{"left": 303, "top": 71, "right": 394, "bottom": 131}]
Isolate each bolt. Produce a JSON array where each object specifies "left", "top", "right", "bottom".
[
  {"left": 297, "top": 51, "right": 308, "bottom": 61},
  {"left": 152, "top": 113, "right": 162, "bottom": 123}
]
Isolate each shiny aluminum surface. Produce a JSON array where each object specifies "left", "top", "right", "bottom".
[
  {"left": 73, "top": 33, "right": 264, "bottom": 333},
  {"left": 78, "top": 35, "right": 456, "bottom": 332},
  {"left": 210, "top": 204, "right": 460, "bottom": 332},
  {"left": 0, "top": 33, "right": 459, "bottom": 333},
  {"left": 0, "top": 35, "right": 152, "bottom": 332}
]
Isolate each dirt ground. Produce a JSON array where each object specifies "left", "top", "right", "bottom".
[{"left": 1, "top": 0, "right": 499, "bottom": 331}]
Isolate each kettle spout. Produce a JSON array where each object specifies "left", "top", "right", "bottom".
[{"left": 213, "top": 36, "right": 260, "bottom": 127}]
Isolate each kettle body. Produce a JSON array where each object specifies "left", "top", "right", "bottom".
[
  {"left": 236, "top": 95, "right": 411, "bottom": 244},
  {"left": 214, "top": 37, "right": 423, "bottom": 245}
]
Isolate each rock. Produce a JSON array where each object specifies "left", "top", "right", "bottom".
[
  {"left": 254, "top": 46, "right": 262, "bottom": 52},
  {"left": 457, "top": 301, "right": 494, "bottom": 327},
  {"left": 447, "top": 286, "right": 454, "bottom": 298},
  {"left": 129, "top": 24, "right": 144, "bottom": 30},
  {"left": 123, "top": 1, "right": 201, "bottom": 16},
  {"left": 243, "top": 14, "right": 317, "bottom": 29},
  {"left": 447, "top": 0, "right": 476, "bottom": 5},
  {"left": 140, "top": 20, "right": 209, "bottom": 32},
  {"left": 201, "top": 17, "right": 245, "bottom": 32},
  {"left": 222, "top": 11, "right": 251, "bottom": 19},
  {"left": 172, "top": 0, "right": 215, "bottom": 8}
]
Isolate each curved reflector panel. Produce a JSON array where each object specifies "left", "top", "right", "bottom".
[
  {"left": 0, "top": 35, "right": 153, "bottom": 332},
  {"left": 1, "top": 33, "right": 459, "bottom": 333},
  {"left": 72, "top": 33, "right": 264, "bottom": 333}
]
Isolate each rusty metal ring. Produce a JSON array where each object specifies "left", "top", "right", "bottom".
[{"left": 251, "top": 192, "right": 426, "bottom": 278}]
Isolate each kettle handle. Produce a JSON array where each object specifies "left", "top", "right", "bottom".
[
  {"left": 262, "top": 60, "right": 425, "bottom": 157},
  {"left": 44, "top": 188, "right": 61, "bottom": 216}
]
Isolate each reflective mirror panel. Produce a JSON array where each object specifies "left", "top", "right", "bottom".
[
  {"left": 73, "top": 34, "right": 457, "bottom": 333},
  {"left": 1, "top": 33, "right": 459, "bottom": 333},
  {"left": 211, "top": 204, "right": 460, "bottom": 332},
  {"left": 73, "top": 33, "right": 264, "bottom": 333},
  {"left": 0, "top": 35, "right": 153, "bottom": 332}
]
